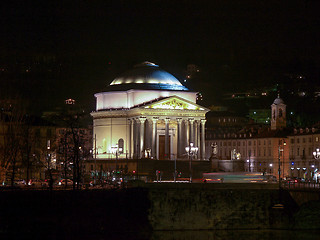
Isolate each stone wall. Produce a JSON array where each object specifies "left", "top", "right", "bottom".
[
  {"left": 147, "top": 184, "right": 291, "bottom": 230},
  {"left": 0, "top": 184, "right": 319, "bottom": 234}
]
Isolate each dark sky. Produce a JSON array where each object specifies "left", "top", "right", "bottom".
[{"left": 1, "top": 0, "right": 320, "bottom": 110}]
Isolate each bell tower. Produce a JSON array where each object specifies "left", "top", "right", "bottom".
[{"left": 271, "top": 94, "right": 286, "bottom": 130}]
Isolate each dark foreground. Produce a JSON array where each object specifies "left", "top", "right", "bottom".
[{"left": 0, "top": 183, "right": 319, "bottom": 236}]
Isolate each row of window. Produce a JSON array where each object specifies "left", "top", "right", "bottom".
[
  {"left": 290, "top": 147, "right": 316, "bottom": 157},
  {"left": 218, "top": 148, "right": 274, "bottom": 158},
  {"left": 290, "top": 137, "right": 319, "bottom": 144},
  {"left": 219, "top": 139, "right": 274, "bottom": 147}
]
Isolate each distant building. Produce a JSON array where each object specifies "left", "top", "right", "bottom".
[
  {"left": 206, "top": 95, "right": 291, "bottom": 178},
  {"left": 287, "top": 128, "right": 320, "bottom": 181}
]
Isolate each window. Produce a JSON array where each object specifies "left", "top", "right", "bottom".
[
  {"left": 258, "top": 140, "right": 261, "bottom": 145},
  {"left": 47, "top": 129, "right": 52, "bottom": 138},
  {"left": 316, "top": 137, "right": 319, "bottom": 142},
  {"left": 309, "top": 148, "right": 312, "bottom": 156},
  {"left": 291, "top": 139, "right": 295, "bottom": 144},
  {"left": 264, "top": 140, "right": 266, "bottom": 145},
  {"left": 91, "top": 165, "right": 93, "bottom": 170},
  {"left": 118, "top": 138, "right": 124, "bottom": 153},
  {"left": 268, "top": 148, "right": 271, "bottom": 156},
  {"left": 248, "top": 141, "right": 251, "bottom": 146},
  {"left": 263, "top": 148, "right": 266, "bottom": 156},
  {"left": 303, "top": 138, "right": 305, "bottom": 143},
  {"left": 297, "top": 148, "right": 300, "bottom": 156},
  {"left": 297, "top": 138, "right": 300, "bottom": 143}
]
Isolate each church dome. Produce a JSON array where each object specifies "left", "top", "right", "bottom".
[
  {"left": 273, "top": 94, "right": 285, "bottom": 105},
  {"left": 108, "top": 61, "right": 188, "bottom": 91}
]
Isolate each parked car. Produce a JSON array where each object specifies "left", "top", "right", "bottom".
[
  {"left": 284, "top": 178, "right": 300, "bottom": 184},
  {"left": 28, "top": 179, "right": 47, "bottom": 187},
  {"left": 14, "top": 179, "right": 26, "bottom": 186},
  {"left": 58, "top": 179, "right": 73, "bottom": 186}
]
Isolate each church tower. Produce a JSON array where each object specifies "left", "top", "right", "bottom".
[{"left": 271, "top": 94, "right": 286, "bottom": 130}]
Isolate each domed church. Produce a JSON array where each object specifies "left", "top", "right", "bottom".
[{"left": 90, "top": 62, "right": 209, "bottom": 179}]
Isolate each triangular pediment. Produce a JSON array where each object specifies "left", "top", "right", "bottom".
[{"left": 143, "top": 96, "right": 208, "bottom": 111}]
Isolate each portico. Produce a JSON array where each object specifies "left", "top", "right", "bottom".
[{"left": 91, "top": 95, "right": 208, "bottom": 161}]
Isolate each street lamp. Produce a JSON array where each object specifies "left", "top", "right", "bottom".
[
  {"left": 111, "top": 144, "right": 123, "bottom": 181},
  {"left": 313, "top": 148, "right": 320, "bottom": 182},
  {"left": 278, "top": 140, "right": 286, "bottom": 188},
  {"left": 185, "top": 142, "right": 198, "bottom": 183}
]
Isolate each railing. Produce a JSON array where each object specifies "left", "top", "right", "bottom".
[{"left": 281, "top": 181, "right": 320, "bottom": 190}]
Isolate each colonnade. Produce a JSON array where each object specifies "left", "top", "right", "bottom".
[{"left": 128, "top": 117, "right": 206, "bottom": 160}]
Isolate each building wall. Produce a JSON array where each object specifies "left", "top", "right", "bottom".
[
  {"left": 95, "top": 90, "right": 197, "bottom": 110},
  {"left": 206, "top": 137, "right": 289, "bottom": 177},
  {"left": 94, "top": 117, "right": 129, "bottom": 159},
  {"left": 288, "top": 132, "right": 320, "bottom": 179}
]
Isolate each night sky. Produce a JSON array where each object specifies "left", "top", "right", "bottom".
[{"left": 1, "top": 0, "right": 320, "bottom": 112}]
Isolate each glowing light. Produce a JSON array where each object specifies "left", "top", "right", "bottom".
[
  {"left": 136, "top": 79, "right": 144, "bottom": 84},
  {"left": 148, "top": 79, "right": 159, "bottom": 84}
]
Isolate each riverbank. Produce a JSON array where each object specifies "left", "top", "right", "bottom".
[{"left": 0, "top": 183, "right": 319, "bottom": 234}]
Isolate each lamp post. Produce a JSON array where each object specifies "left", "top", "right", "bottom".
[
  {"left": 248, "top": 150, "right": 251, "bottom": 172},
  {"left": 278, "top": 140, "right": 286, "bottom": 188},
  {"left": 185, "top": 142, "right": 198, "bottom": 183},
  {"left": 111, "top": 144, "right": 122, "bottom": 181},
  {"left": 313, "top": 148, "right": 320, "bottom": 182}
]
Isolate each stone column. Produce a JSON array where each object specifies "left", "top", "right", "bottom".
[
  {"left": 133, "top": 119, "right": 138, "bottom": 159},
  {"left": 139, "top": 117, "right": 146, "bottom": 158},
  {"left": 189, "top": 118, "right": 194, "bottom": 144},
  {"left": 152, "top": 118, "right": 158, "bottom": 159},
  {"left": 185, "top": 119, "right": 189, "bottom": 152},
  {"left": 177, "top": 118, "right": 182, "bottom": 158},
  {"left": 145, "top": 119, "right": 153, "bottom": 159},
  {"left": 165, "top": 118, "right": 170, "bottom": 159},
  {"left": 195, "top": 120, "right": 200, "bottom": 160},
  {"left": 200, "top": 119, "right": 206, "bottom": 160},
  {"left": 129, "top": 119, "right": 133, "bottom": 159}
]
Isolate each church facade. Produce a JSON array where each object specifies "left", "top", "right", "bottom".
[{"left": 90, "top": 62, "right": 209, "bottom": 178}]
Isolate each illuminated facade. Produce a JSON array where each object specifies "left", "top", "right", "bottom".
[
  {"left": 91, "top": 62, "right": 209, "bottom": 164},
  {"left": 206, "top": 96, "right": 290, "bottom": 178}
]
